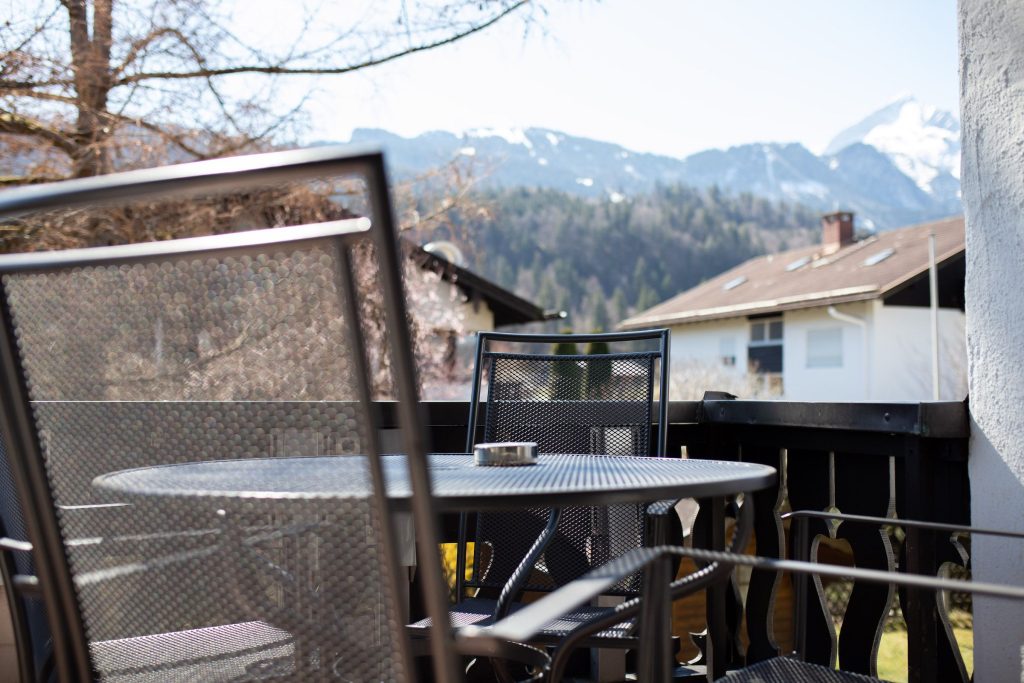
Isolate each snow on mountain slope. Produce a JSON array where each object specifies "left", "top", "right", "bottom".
[
  {"left": 825, "top": 96, "right": 960, "bottom": 199},
  {"left": 345, "top": 97, "right": 961, "bottom": 230}
]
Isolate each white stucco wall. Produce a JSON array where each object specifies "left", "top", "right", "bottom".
[
  {"left": 870, "top": 302, "right": 967, "bottom": 401},
  {"left": 667, "top": 301, "right": 965, "bottom": 401},
  {"left": 783, "top": 303, "right": 870, "bottom": 401},
  {"left": 960, "top": 1, "right": 1024, "bottom": 679},
  {"left": 669, "top": 318, "right": 749, "bottom": 371},
  {"left": 667, "top": 319, "right": 750, "bottom": 398}
]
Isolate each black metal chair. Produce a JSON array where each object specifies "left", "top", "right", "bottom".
[
  {"left": 409, "top": 330, "right": 675, "bottom": 672},
  {"left": 463, "top": 488, "right": 757, "bottom": 681},
  {"left": 463, "top": 498, "right": 1024, "bottom": 682},
  {"left": 0, "top": 147, "right": 474, "bottom": 681}
]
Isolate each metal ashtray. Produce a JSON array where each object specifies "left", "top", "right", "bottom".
[{"left": 473, "top": 442, "right": 539, "bottom": 467}]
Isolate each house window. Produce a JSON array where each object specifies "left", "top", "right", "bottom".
[
  {"left": 719, "top": 336, "right": 737, "bottom": 367},
  {"left": 748, "top": 318, "right": 783, "bottom": 374},
  {"left": 806, "top": 327, "right": 843, "bottom": 368}
]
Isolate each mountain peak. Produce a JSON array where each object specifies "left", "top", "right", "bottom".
[
  {"left": 824, "top": 96, "right": 959, "bottom": 154},
  {"left": 344, "top": 99, "right": 961, "bottom": 231},
  {"left": 464, "top": 126, "right": 532, "bottom": 147},
  {"left": 823, "top": 96, "right": 960, "bottom": 196}
]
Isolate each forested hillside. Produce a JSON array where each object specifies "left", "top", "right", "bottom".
[{"left": 424, "top": 185, "right": 820, "bottom": 331}]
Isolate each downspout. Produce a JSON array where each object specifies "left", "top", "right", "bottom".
[
  {"left": 827, "top": 305, "right": 869, "bottom": 399},
  {"left": 928, "top": 231, "right": 940, "bottom": 400}
]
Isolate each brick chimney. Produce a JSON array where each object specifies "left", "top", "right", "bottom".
[{"left": 821, "top": 211, "right": 855, "bottom": 253}]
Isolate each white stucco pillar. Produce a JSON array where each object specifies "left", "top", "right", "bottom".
[{"left": 960, "top": 1, "right": 1024, "bottom": 680}]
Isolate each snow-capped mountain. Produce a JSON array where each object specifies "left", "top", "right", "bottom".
[
  {"left": 347, "top": 97, "right": 961, "bottom": 230},
  {"left": 349, "top": 126, "right": 689, "bottom": 197},
  {"left": 825, "top": 95, "right": 960, "bottom": 205}
]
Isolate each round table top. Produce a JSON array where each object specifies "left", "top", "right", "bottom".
[{"left": 93, "top": 453, "right": 776, "bottom": 512}]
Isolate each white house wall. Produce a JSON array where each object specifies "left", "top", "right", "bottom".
[
  {"left": 870, "top": 302, "right": 967, "bottom": 401},
  {"left": 666, "top": 301, "right": 966, "bottom": 401},
  {"left": 669, "top": 318, "right": 749, "bottom": 370},
  {"left": 781, "top": 304, "right": 870, "bottom": 401},
  {"left": 667, "top": 319, "right": 748, "bottom": 398}
]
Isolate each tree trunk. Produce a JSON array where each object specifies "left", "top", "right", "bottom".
[{"left": 66, "top": 0, "right": 114, "bottom": 177}]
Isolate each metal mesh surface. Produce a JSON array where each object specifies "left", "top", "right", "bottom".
[
  {"left": 1, "top": 241, "right": 409, "bottom": 680},
  {"left": 471, "top": 350, "right": 661, "bottom": 594},
  {"left": 93, "top": 453, "right": 773, "bottom": 510},
  {"left": 725, "top": 657, "right": 883, "bottom": 682}
]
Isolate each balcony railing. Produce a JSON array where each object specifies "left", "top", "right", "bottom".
[{"left": 395, "top": 396, "right": 971, "bottom": 682}]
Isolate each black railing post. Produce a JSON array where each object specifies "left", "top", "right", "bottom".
[
  {"left": 901, "top": 434, "right": 939, "bottom": 683},
  {"left": 794, "top": 514, "right": 810, "bottom": 660}
]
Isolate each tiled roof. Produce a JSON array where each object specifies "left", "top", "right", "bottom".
[{"left": 620, "top": 215, "right": 964, "bottom": 329}]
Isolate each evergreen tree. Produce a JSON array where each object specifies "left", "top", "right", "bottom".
[
  {"left": 442, "top": 184, "right": 817, "bottom": 329},
  {"left": 552, "top": 332, "right": 582, "bottom": 399},
  {"left": 611, "top": 287, "right": 629, "bottom": 322},
  {"left": 585, "top": 337, "right": 612, "bottom": 397},
  {"left": 591, "top": 298, "right": 611, "bottom": 333},
  {"left": 635, "top": 285, "right": 660, "bottom": 314}
]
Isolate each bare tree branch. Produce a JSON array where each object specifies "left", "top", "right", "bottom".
[
  {"left": 114, "top": 27, "right": 196, "bottom": 78},
  {"left": 1, "top": 0, "right": 545, "bottom": 181},
  {"left": 0, "top": 110, "right": 76, "bottom": 154},
  {"left": 1, "top": 89, "right": 80, "bottom": 105},
  {"left": 0, "top": 5, "right": 63, "bottom": 77},
  {"left": 0, "top": 78, "right": 77, "bottom": 90},
  {"left": 0, "top": 175, "right": 67, "bottom": 186},
  {"left": 114, "top": 1, "right": 529, "bottom": 85}
]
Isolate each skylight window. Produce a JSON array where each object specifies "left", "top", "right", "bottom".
[
  {"left": 723, "top": 275, "right": 747, "bottom": 291},
  {"left": 863, "top": 248, "right": 895, "bottom": 266},
  {"left": 786, "top": 256, "right": 811, "bottom": 272}
]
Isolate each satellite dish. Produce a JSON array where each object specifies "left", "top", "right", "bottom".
[{"left": 422, "top": 240, "right": 467, "bottom": 267}]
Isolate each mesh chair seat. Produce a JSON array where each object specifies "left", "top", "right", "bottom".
[
  {"left": 724, "top": 657, "right": 883, "bottom": 682},
  {"left": 407, "top": 597, "right": 637, "bottom": 645},
  {"left": 91, "top": 621, "right": 294, "bottom": 682}
]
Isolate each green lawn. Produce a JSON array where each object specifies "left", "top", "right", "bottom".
[{"left": 874, "top": 628, "right": 973, "bottom": 682}]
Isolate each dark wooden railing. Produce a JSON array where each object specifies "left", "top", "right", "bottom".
[{"left": 404, "top": 397, "right": 971, "bottom": 683}]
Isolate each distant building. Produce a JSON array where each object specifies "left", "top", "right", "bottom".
[
  {"left": 412, "top": 239, "right": 550, "bottom": 331},
  {"left": 408, "top": 240, "right": 553, "bottom": 397},
  {"left": 620, "top": 212, "right": 966, "bottom": 401}
]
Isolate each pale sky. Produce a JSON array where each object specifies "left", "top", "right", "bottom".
[{"left": 287, "top": 0, "right": 959, "bottom": 158}]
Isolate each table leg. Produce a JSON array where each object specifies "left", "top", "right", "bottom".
[
  {"left": 216, "top": 510, "right": 326, "bottom": 679},
  {"left": 638, "top": 554, "right": 673, "bottom": 681}
]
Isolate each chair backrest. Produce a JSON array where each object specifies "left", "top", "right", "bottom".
[
  {"left": 459, "top": 330, "right": 670, "bottom": 596},
  {"left": 0, "top": 148, "right": 458, "bottom": 682}
]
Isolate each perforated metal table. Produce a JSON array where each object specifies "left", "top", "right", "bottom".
[
  {"left": 93, "top": 453, "right": 776, "bottom": 511},
  {"left": 94, "top": 454, "right": 775, "bottom": 680}
]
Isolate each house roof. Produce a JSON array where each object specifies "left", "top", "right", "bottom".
[
  {"left": 409, "top": 243, "right": 553, "bottom": 327},
  {"left": 620, "top": 215, "right": 965, "bottom": 329}
]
